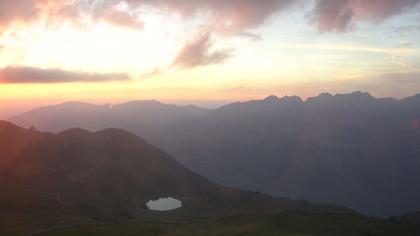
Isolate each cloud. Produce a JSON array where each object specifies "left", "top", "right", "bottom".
[
  {"left": 2, "top": 0, "right": 419, "bottom": 34},
  {"left": 0, "top": 0, "right": 144, "bottom": 32},
  {"left": 227, "top": 86, "right": 245, "bottom": 91},
  {"left": 393, "top": 24, "right": 420, "bottom": 34},
  {"left": 133, "top": 0, "right": 297, "bottom": 34},
  {"left": 0, "top": 0, "right": 292, "bottom": 72},
  {"left": 61, "top": 1, "right": 145, "bottom": 29},
  {"left": 0, "top": 0, "right": 39, "bottom": 31},
  {"left": 139, "top": 67, "right": 163, "bottom": 79},
  {"left": 237, "top": 32, "right": 263, "bottom": 41},
  {"left": 96, "top": 9, "right": 144, "bottom": 29},
  {"left": 0, "top": 0, "right": 297, "bottom": 34},
  {"left": 0, "top": 66, "right": 130, "bottom": 83},
  {"left": 310, "top": 0, "right": 420, "bottom": 32},
  {"left": 171, "top": 33, "right": 233, "bottom": 69}
]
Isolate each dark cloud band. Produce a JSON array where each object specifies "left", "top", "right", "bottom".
[{"left": 0, "top": 66, "right": 130, "bottom": 83}]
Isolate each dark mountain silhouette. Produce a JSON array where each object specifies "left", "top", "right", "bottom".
[
  {"left": 7, "top": 91, "right": 420, "bottom": 216},
  {"left": 0, "top": 120, "right": 218, "bottom": 220},
  {"left": 152, "top": 92, "right": 420, "bottom": 216},
  {"left": 1, "top": 121, "right": 337, "bottom": 234}
]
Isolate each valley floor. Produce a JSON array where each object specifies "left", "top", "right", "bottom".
[{"left": 20, "top": 211, "right": 420, "bottom": 236}]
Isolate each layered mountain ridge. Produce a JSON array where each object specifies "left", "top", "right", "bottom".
[{"left": 7, "top": 91, "right": 420, "bottom": 216}]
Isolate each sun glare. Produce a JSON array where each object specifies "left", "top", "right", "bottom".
[{"left": 2, "top": 16, "right": 184, "bottom": 76}]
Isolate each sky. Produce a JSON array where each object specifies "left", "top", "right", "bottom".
[{"left": 0, "top": 0, "right": 420, "bottom": 118}]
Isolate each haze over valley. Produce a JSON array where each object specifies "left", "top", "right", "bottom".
[
  {"left": 8, "top": 91, "right": 420, "bottom": 217},
  {"left": 1, "top": 0, "right": 420, "bottom": 234}
]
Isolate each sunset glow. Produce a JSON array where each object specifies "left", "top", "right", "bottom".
[{"left": 1, "top": 0, "right": 420, "bottom": 117}]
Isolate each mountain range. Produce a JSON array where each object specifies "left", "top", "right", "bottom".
[
  {"left": 2, "top": 120, "right": 420, "bottom": 235},
  {"left": 1, "top": 121, "right": 330, "bottom": 234},
  {"left": 8, "top": 91, "right": 420, "bottom": 216}
]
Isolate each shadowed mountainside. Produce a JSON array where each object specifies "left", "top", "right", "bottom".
[
  {"left": 0, "top": 121, "right": 340, "bottom": 234},
  {"left": 151, "top": 92, "right": 420, "bottom": 216},
  {"left": 8, "top": 92, "right": 420, "bottom": 216}
]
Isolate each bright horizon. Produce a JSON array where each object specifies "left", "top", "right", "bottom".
[{"left": 1, "top": 0, "right": 420, "bottom": 117}]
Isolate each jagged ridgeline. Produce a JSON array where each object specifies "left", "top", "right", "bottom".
[{"left": 8, "top": 92, "right": 420, "bottom": 216}]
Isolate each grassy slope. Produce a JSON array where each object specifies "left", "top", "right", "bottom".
[{"left": 39, "top": 211, "right": 420, "bottom": 236}]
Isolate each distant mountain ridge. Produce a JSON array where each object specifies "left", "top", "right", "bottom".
[
  {"left": 8, "top": 100, "right": 210, "bottom": 133},
  {"left": 7, "top": 91, "right": 420, "bottom": 216}
]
